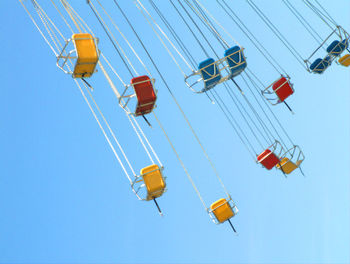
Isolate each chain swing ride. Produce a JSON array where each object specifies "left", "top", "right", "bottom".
[
  {"left": 20, "top": 0, "right": 241, "bottom": 232},
  {"left": 18, "top": 0, "right": 348, "bottom": 233}
]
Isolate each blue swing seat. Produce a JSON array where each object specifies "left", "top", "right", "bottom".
[
  {"left": 326, "top": 39, "right": 349, "bottom": 56},
  {"left": 224, "top": 46, "right": 247, "bottom": 78},
  {"left": 310, "top": 56, "right": 332, "bottom": 74},
  {"left": 198, "top": 58, "right": 222, "bottom": 91}
]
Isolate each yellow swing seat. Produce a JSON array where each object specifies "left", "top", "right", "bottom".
[
  {"left": 210, "top": 198, "right": 235, "bottom": 223},
  {"left": 71, "top": 33, "right": 99, "bottom": 78},
  {"left": 140, "top": 164, "right": 166, "bottom": 201},
  {"left": 276, "top": 157, "right": 302, "bottom": 174},
  {"left": 338, "top": 54, "right": 350, "bottom": 67}
]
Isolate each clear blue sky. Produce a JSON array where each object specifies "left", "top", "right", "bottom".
[{"left": 1, "top": 1, "right": 349, "bottom": 263}]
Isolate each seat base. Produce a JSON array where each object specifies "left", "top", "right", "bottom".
[
  {"left": 73, "top": 64, "right": 97, "bottom": 78},
  {"left": 276, "top": 157, "right": 298, "bottom": 174},
  {"left": 339, "top": 54, "right": 350, "bottom": 67}
]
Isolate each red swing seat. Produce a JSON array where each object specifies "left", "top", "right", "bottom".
[
  {"left": 272, "top": 77, "right": 294, "bottom": 102},
  {"left": 257, "top": 149, "right": 281, "bottom": 170},
  {"left": 131, "top": 75, "right": 157, "bottom": 116}
]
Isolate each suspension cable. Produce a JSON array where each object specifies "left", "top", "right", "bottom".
[
  {"left": 133, "top": 0, "right": 194, "bottom": 73},
  {"left": 282, "top": 0, "right": 325, "bottom": 46},
  {"left": 185, "top": 0, "right": 229, "bottom": 49},
  {"left": 49, "top": 0, "right": 74, "bottom": 34},
  {"left": 153, "top": 113, "right": 207, "bottom": 209},
  {"left": 77, "top": 79, "right": 134, "bottom": 183},
  {"left": 88, "top": 1, "right": 136, "bottom": 78},
  {"left": 58, "top": 0, "right": 82, "bottom": 33},
  {"left": 150, "top": 0, "right": 198, "bottom": 68},
  {"left": 217, "top": 0, "right": 287, "bottom": 76},
  {"left": 170, "top": 0, "right": 210, "bottom": 58},
  {"left": 95, "top": 0, "right": 153, "bottom": 77},
  {"left": 246, "top": 0, "right": 307, "bottom": 70},
  {"left": 315, "top": 0, "right": 338, "bottom": 25},
  {"left": 245, "top": 69, "right": 295, "bottom": 147},
  {"left": 210, "top": 89, "right": 258, "bottom": 159},
  {"left": 193, "top": 0, "right": 242, "bottom": 47},
  {"left": 303, "top": 0, "right": 337, "bottom": 30}
]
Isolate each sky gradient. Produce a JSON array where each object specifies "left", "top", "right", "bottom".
[{"left": 1, "top": 1, "right": 349, "bottom": 263}]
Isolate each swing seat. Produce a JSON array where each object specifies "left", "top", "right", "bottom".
[
  {"left": 275, "top": 157, "right": 302, "bottom": 174},
  {"left": 310, "top": 56, "right": 332, "bottom": 74},
  {"left": 272, "top": 77, "right": 294, "bottom": 102},
  {"left": 225, "top": 46, "right": 247, "bottom": 78},
  {"left": 140, "top": 164, "right": 166, "bottom": 201},
  {"left": 326, "top": 39, "right": 348, "bottom": 56},
  {"left": 339, "top": 54, "right": 350, "bottom": 67},
  {"left": 131, "top": 75, "right": 157, "bottom": 116},
  {"left": 72, "top": 33, "right": 99, "bottom": 78},
  {"left": 198, "top": 58, "right": 222, "bottom": 91},
  {"left": 257, "top": 149, "right": 280, "bottom": 170},
  {"left": 210, "top": 198, "right": 234, "bottom": 223}
]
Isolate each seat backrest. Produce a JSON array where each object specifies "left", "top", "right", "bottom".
[
  {"left": 272, "top": 77, "right": 294, "bottom": 102},
  {"left": 132, "top": 76, "right": 156, "bottom": 116},
  {"left": 310, "top": 56, "right": 332, "bottom": 74},
  {"left": 224, "top": 46, "right": 247, "bottom": 78},
  {"left": 141, "top": 164, "right": 165, "bottom": 200},
  {"left": 257, "top": 149, "right": 280, "bottom": 170},
  {"left": 73, "top": 33, "right": 98, "bottom": 63},
  {"left": 72, "top": 33, "right": 98, "bottom": 78},
  {"left": 132, "top": 76, "right": 156, "bottom": 103},
  {"left": 210, "top": 198, "right": 234, "bottom": 223},
  {"left": 327, "top": 39, "right": 348, "bottom": 56},
  {"left": 198, "top": 58, "right": 222, "bottom": 91}
]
